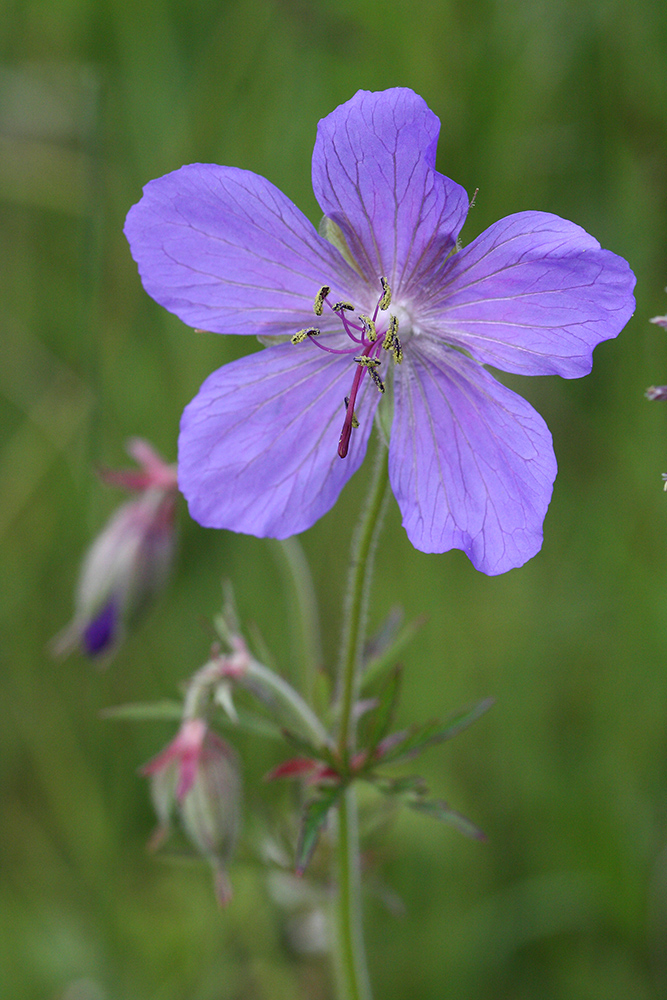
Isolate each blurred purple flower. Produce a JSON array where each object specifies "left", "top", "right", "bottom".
[
  {"left": 52, "top": 439, "right": 178, "bottom": 661},
  {"left": 125, "top": 88, "right": 635, "bottom": 574}
]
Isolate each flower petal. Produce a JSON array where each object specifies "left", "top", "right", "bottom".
[
  {"left": 422, "top": 211, "right": 636, "bottom": 377},
  {"left": 312, "top": 88, "right": 469, "bottom": 294},
  {"left": 124, "top": 164, "right": 364, "bottom": 335},
  {"left": 390, "top": 341, "right": 556, "bottom": 574},
  {"left": 179, "top": 343, "right": 380, "bottom": 537}
]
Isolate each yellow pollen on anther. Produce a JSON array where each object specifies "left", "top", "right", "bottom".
[
  {"left": 392, "top": 332, "right": 403, "bottom": 364},
  {"left": 379, "top": 277, "right": 392, "bottom": 310},
  {"left": 383, "top": 314, "right": 399, "bottom": 351},
  {"left": 344, "top": 396, "right": 360, "bottom": 428},
  {"left": 332, "top": 301, "right": 354, "bottom": 312},
  {"left": 359, "top": 315, "right": 377, "bottom": 342},
  {"left": 313, "top": 286, "right": 330, "bottom": 316},
  {"left": 354, "top": 355, "right": 381, "bottom": 369},
  {"left": 291, "top": 327, "right": 320, "bottom": 344}
]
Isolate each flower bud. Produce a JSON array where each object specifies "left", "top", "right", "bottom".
[
  {"left": 141, "top": 720, "right": 242, "bottom": 905},
  {"left": 52, "top": 439, "right": 178, "bottom": 661}
]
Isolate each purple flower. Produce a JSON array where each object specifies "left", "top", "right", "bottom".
[{"left": 125, "top": 88, "right": 635, "bottom": 575}]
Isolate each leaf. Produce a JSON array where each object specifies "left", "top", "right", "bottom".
[
  {"left": 363, "top": 665, "right": 403, "bottom": 753},
  {"left": 407, "top": 798, "right": 486, "bottom": 841},
  {"left": 377, "top": 697, "right": 494, "bottom": 765},
  {"left": 295, "top": 786, "right": 342, "bottom": 875},
  {"left": 372, "top": 774, "right": 428, "bottom": 796},
  {"left": 101, "top": 700, "right": 183, "bottom": 722},
  {"left": 361, "top": 614, "right": 427, "bottom": 689},
  {"left": 282, "top": 729, "right": 337, "bottom": 768}
]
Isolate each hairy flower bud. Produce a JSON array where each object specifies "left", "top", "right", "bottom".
[
  {"left": 52, "top": 439, "right": 178, "bottom": 661},
  {"left": 141, "top": 720, "right": 241, "bottom": 906}
]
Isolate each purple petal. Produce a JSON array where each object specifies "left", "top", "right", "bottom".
[
  {"left": 312, "top": 88, "right": 469, "bottom": 294},
  {"left": 83, "top": 599, "right": 118, "bottom": 656},
  {"left": 390, "top": 340, "right": 557, "bottom": 574},
  {"left": 179, "top": 343, "right": 381, "bottom": 537},
  {"left": 421, "top": 212, "right": 635, "bottom": 377},
  {"left": 124, "top": 164, "right": 364, "bottom": 336}
]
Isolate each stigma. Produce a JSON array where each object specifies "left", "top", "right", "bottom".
[{"left": 290, "top": 278, "right": 402, "bottom": 459}]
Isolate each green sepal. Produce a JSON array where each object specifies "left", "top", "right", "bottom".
[
  {"left": 407, "top": 798, "right": 486, "bottom": 841},
  {"left": 295, "top": 785, "right": 343, "bottom": 874},
  {"left": 378, "top": 697, "right": 494, "bottom": 765},
  {"left": 100, "top": 700, "right": 183, "bottom": 722}
]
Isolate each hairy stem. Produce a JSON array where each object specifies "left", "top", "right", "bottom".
[
  {"left": 337, "top": 443, "right": 390, "bottom": 758},
  {"left": 332, "top": 440, "right": 390, "bottom": 1000}
]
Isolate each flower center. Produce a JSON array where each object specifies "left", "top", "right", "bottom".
[{"left": 291, "top": 278, "right": 403, "bottom": 458}]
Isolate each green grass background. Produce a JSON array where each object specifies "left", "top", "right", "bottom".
[{"left": 3, "top": 0, "right": 667, "bottom": 996}]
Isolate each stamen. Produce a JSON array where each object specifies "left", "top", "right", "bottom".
[
  {"left": 382, "top": 314, "right": 399, "bottom": 351},
  {"left": 379, "top": 277, "right": 391, "bottom": 310},
  {"left": 367, "top": 368, "right": 385, "bottom": 393},
  {"left": 392, "top": 332, "right": 403, "bottom": 364},
  {"left": 343, "top": 396, "right": 360, "bottom": 429},
  {"left": 359, "top": 315, "right": 377, "bottom": 342},
  {"left": 353, "top": 355, "right": 381, "bottom": 369},
  {"left": 313, "top": 285, "right": 330, "bottom": 316},
  {"left": 332, "top": 301, "right": 354, "bottom": 312},
  {"left": 291, "top": 327, "right": 320, "bottom": 344}
]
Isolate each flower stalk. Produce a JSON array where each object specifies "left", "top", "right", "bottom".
[{"left": 332, "top": 438, "right": 390, "bottom": 1000}]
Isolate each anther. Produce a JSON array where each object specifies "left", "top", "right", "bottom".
[
  {"left": 332, "top": 301, "right": 354, "bottom": 312},
  {"left": 313, "top": 286, "right": 330, "bottom": 316},
  {"left": 379, "top": 277, "right": 391, "bottom": 310},
  {"left": 354, "top": 355, "right": 381, "bottom": 369},
  {"left": 291, "top": 327, "right": 320, "bottom": 344},
  {"left": 392, "top": 332, "right": 403, "bottom": 364},
  {"left": 359, "top": 315, "right": 377, "bottom": 342},
  {"left": 367, "top": 368, "right": 385, "bottom": 393},
  {"left": 344, "top": 396, "right": 360, "bottom": 429},
  {"left": 382, "top": 314, "right": 399, "bottom": 351}
]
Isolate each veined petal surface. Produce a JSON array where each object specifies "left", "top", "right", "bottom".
[
  {"left": 179, "top": 343, "right": 380, "bottom": 537},
  {"left": 312, "top": 89, "right": 469, "bottom": 293},
  {"left": 422, "top": 212, "right": 636, "bottom": 377},
  {"left": 125, "top": 164, "right": 364, "bottom": 336},
  {"left": 390, "top": 340, "right": 557, "bottom": 574}
]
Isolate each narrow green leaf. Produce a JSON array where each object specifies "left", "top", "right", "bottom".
[
  {"left": 408, "top": 798, "right": 486, "bottom": 840},
  {"left": 372, "top": 774, "right": 428, "bottom": 796},
  {"left": 363, "top": 665, "right": 403, "bottom": 753},
  {"left": 282, "top": 729, "right": 337, "bottom": 767},
  {"left": 361, "top": 614, "right": 427, "bottom": 689},
  {"left": 295, "top": 786, "right": 342, "bottom": 874},
  {"left": 378, "top": 697, "right": 494, "bottom": 765},
  {"left": 101, "top": 700, "right": 183, "bottom": 722}
]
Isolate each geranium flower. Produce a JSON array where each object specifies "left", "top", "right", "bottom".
[{"left": 125, "top": 88, "right": 635, "bottom": 574}]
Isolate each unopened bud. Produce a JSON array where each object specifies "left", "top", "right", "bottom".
[
  {"left": 646, "top": 385, "right": 667, "bottom": 401},
  {"left": 52, "top": 440, "right": 178, "bottom": 662},
  {"left": 141, "top": 721, "right": 242, "bottom": 905}
]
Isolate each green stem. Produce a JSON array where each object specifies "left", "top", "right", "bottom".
[
  {"left": 334, "top": 787, "right": 372, "bottom": 1000},
  {"left": 333, "top": 440, "right": 390, "bottom": 1000},
  {"left": 337, "top": 443, "right": 390, "bottom": 758}
]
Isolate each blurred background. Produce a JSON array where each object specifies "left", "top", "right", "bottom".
[{"left": 3, "top": 0, "right": 667, "bottom": 997}]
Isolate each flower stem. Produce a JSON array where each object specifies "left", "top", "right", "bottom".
[
  {"left": 333, "top": 440, "right": 390, "bottom": 1000},
  {"left": 333, "top": 787, "right": 372, "bottom": 1000},
  {"left": 337, "top": 442, "right": 390, "bottom": 758}
]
